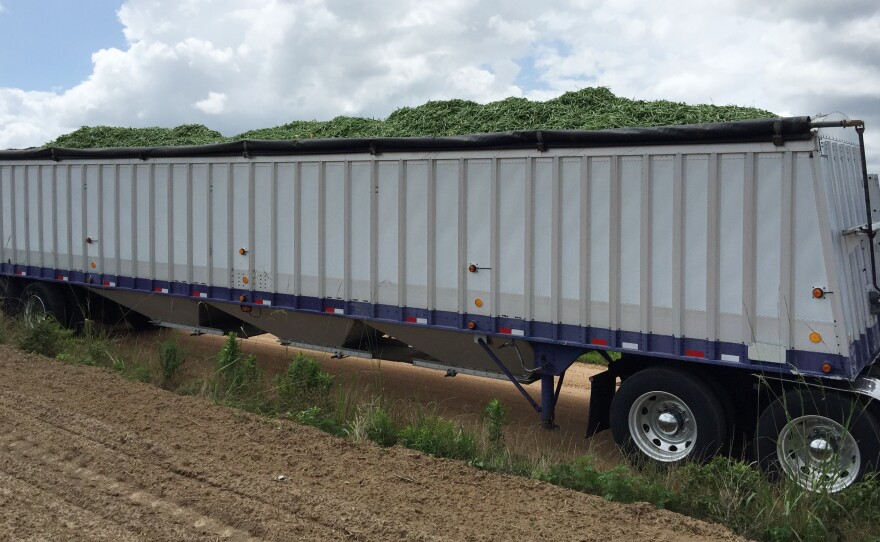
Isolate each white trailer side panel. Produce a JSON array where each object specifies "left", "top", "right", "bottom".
[{"left": 3, "top": 127, "right": 878, "bottom": 379}]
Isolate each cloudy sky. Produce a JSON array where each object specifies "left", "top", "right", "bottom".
[{"left": 0, "top": 0, "right": 878, "bottom": 168}]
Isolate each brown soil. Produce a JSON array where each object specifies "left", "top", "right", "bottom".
[{"left": 0, "top": 344, "right": 746, "bottom": 541}]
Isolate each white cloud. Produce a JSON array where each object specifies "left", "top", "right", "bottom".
[
  {"left": 193, "top": 91, "right": 227, "bottom": 114},
  {"left": 0, "top": 3, "right": 6, "bottom": 13},
  {"left": 0, "top": 0, "right": 877, "bottom": 168}
]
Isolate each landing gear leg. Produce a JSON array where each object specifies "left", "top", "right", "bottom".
[{"left": 541, "top": 373, "right": 562, "bottom": 430}]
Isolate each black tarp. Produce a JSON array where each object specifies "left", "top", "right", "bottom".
[{"left": 0, "top": 117, "right": 813, "bottom": 161}]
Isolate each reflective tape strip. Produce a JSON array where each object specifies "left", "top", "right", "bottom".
[
  {"left": 192, "top": 292, "right": 207, "bottom": 298},
  {"left": 685, "top": 349, "right": 705, "bottom": 358},
  {"left": 720, "top": 354, "right": 740, "bottom": 362},
  {"left": 324, "top": 307, "right": 344, "bottom": 314},
  {"left": 102, "top": 281, "right": 115, "bottom": 287},
  {"left": 404, "top": 316, "right": 427, "bottom": 324},
  {"left": 499, "top": 327, "right": 525, "bottom": 336},
  {"left": 591, "top": 338, "right": 608, "bottom": 346},
  {"left": 256, "top": 299, "right": 272, "bottom": 306},
  {"left": 56, "top": 275, "right": 69, "bottom": 281},
  {"left": 621, "top": 342, "right": 639, "bottom": 350},
  {"left": 153, "top": 287, "right": 169, "bottom": 294},
  {"left": 16, "top": 271, "right": 26, "bottom": 276}
]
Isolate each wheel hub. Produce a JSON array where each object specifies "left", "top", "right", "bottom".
[
  {"left": 628, "top": 392, "right": 697, "bottom": 462},
  {"left": 777, "top": 415, "right": 860, "bottom": 493},
  {"left": 657, "top": 410, "right": 682, "bottom": 435},
  {"left": 808, "top": 434, "right": 835, "bottom": 463}
]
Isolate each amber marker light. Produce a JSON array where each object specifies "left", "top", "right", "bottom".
[
  {"left": 239, "top": 248, "right": 247, "bottom": 255},
  {"left": 242, "top": 276, "right": 249, "bottom": 284},
  {"left": 809, "top": 331, "right": 822, "bottom": 344},
  {"left": 474, "top": 298, "right": 483, "bottom": 308},
  {"left": 467, "top": 321, "right": 476, "bottom": 330},
  {"left": 812, "top": 287, "right": 825, "bottom": 299},
  {"left": 468, "top": 264, "right": 477, "bottom": 273},
  {"left": 822, "top": 362, "right": 833, "bottom": 374},
  {"left": 239, "top": 295, "right": 247, "bottom": 302}
]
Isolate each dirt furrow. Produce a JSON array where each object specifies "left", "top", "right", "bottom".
[
  {"left": 0, "top": 346, "right": 745, "bottom": 541},
  {"left": 0, "top": 468, "right": 144, "bottom": 542},
  {"left": 0, "top": 432, "right": 255, "bottom": 541},
  {"left": 0, "top": 396, "right": 401, "bottom": 541}
]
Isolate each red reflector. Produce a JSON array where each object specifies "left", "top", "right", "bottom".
[
  {"left": 685, "top": 349, "right": 705, "bottom": 358},
  {"left": 56, "top": 275, "right": 63, "bottom": 280},
  {"left": 404, "top": 316, "right": 417, "bottom": 323},
  {"left": 324, "top": 307, "right": 335, "bottom": 313},
  {"left": 499, "top": 327, "right": 512, "bottom": 334},
  {"left": 591, "top": 338, "right": 608, "bottom": 346}
]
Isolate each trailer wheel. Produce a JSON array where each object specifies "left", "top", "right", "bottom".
[
  {"left": 21, "top": 282, "right": 71, "bottom": 328},
  {"left": 610, "top": 367, "right": 727, "bottom": 464},
  {"left": 755, "top": 389, "right": 880, "bottom": 492}
]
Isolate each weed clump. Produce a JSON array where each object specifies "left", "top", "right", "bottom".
[
  {"left": 275, "top": 353, "right": 333, "bottom": 414},
  {"left": 483, "top": 398, "right": 509, "bottom": 450},
  {"left": 159, "top": 338, "right": 186, "bottom": 389},
  {"left": 346, "top": 398, "right": 399, "bottom": 447},
  {"left": 18, "top": 316, "right": 71, "bottom": 358},
  {"left": 213, "top": 332, "right": 264, "bottom": 411},
  {"left": 292, "top": 406, "right": 343, "bottom": 436},
  {"left": 542, "top": 456, "right": 675, "bottom": 506},
  {"left": 398, "top": 415, "right": 478, "bottom": 461}
]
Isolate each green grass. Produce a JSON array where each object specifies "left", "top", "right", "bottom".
[
  {"left": 577, "top": 350, "right": 620, "bottom": 366},
  {"left": 44, "top": 87, "right": 776, "bottom": 149},
  {"left": 483, "top": 398, "right": 509, "bottom": 450},
  {"left": 274, "top": 353, "right": 334, "bottom": 414},
  {"left": 159, "top": 337, "right": 186, "bottom": 388},
  {"left": 398, "top": 414, "right": 479, "bottom": 461},
  {"left": 18, "top": 315, "right": 72, "bottom": 358},
  {"left": 211, "top": 332, "right": 266, "bottom": 412},
  {"left": 345, "top": 398, "right": 399, "bottom": 447}
]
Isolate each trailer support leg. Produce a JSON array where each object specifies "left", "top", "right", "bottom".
[
  {"left": 476, "top": 338, "right": 541, "bottom": 414},
  {"left": 554, "top": 370, "right": 566, "bottom": 406},
  {"left": 541, "top": 373, "right": 560, "bottom": 430}
]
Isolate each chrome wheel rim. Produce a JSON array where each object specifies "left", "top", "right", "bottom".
[
  {"left": 22, "top": 294, "right": 48, "bottom": 328},
  {"left": 777, "top": 415, "right": 860, "bottom": 493},
  {"left": 628, "top": 391, "right": 697, "bottom": 462}
]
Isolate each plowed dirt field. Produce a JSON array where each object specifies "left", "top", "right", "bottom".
[{"left": 0, "top": 345, "right": 744, "bottom": 541}]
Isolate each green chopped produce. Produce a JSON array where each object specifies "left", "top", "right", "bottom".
[{"left": 44, "top": 87, "right": 775, "bottom": 148}]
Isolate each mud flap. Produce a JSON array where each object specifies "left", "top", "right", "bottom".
[{"left": 586, "top": 369, "right": 616, "bottom": 436}]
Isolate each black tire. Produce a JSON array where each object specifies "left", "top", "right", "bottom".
[
  {"left": 86, "top": 293, "right": 152, "bottom": 330},
  {"left": 20, "top": 282, "right": 72, "bottom": 327},
  {"left": 755, "top": 389, "right": 880, "bottom": 492},
  {"left": 703, "top": 373, "right": 746, "bottom": 458},
  {"left": 610, "top": 367, "right": 727, "bottom": 465},
  {"left": 0, "top": 277, "right": 23, "bottom": 315}
]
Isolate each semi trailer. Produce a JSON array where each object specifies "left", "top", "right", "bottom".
[{"left": 1, "top": 114, "right": 879, "bottom": 492}]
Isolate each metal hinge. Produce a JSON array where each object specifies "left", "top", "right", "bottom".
[{"left": 842, "top": 221, "right": 880, "bottom": 236}]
